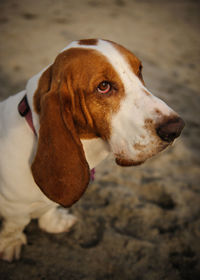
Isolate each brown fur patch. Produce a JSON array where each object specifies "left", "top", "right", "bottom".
[
  {"left": 32, "top": 45, "right": 127, "bottom": 206},
  {"left": 34, "top": 47, "right": 125, "bottom": 141},
  {"left": 32, "top": 89, "right": 90, "bottom": 207},
  {"left": 49, "top": 47, "right": 125, "bottom": 140},
  {"left": 78, "top": 39, "right": 98, "bottom": 46},
  {"left": 34, "top": 65, "right": 52, "bottom": 114}
]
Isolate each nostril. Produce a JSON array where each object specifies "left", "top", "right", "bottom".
[{"left": 156, "top": 117, "right": 185, "bottom": 142}]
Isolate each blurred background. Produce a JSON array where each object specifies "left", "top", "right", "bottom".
[{"left": 0, "top": 0, "right": 200, "bottom": 279}]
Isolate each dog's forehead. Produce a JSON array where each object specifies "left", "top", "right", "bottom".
[{"left": 61, "top": 39, "right": 141, "bottom": 77}]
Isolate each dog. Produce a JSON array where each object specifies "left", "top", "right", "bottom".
[{"left": 0, "top": 39, "right": 184, "bottom": 262}]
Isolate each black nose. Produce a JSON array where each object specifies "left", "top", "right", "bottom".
[{"left": 156, "top": 117, "right": 185, "bottom": 142}]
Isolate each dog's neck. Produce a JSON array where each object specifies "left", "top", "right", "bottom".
[
  {"left": 26, "top": 71, "right": 110, "bottom": 169},
  {"left": 81, "top": 138, "right": 110, "bottom": 168}
]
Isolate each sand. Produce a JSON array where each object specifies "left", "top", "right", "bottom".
[{"left": 0, "top": 0, "right": 200, "bottom": 279}]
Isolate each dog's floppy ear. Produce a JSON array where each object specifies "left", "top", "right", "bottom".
[{"left": 31, "top": 66, "right": 90, "bottom": 207}]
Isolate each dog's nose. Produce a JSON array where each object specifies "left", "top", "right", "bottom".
[{"left": 156, "top": 117, "right": 185, "bottom": 142}]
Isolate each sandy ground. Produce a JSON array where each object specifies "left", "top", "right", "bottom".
[{"left": 0, "top": 0, "right": 200, "bottom": 279}]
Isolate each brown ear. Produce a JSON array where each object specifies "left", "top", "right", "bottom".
[{"left": 31, "top": 71, "right": 90, "bottom": 207}]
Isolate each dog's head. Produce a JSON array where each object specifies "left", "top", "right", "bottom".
[{"left": 31, "top": 39, "right": 184, "bottom": 207}]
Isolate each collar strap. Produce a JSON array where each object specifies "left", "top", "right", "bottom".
[
  {"left": 18, "top": 95, "right": 37, "bottom": 135},
  {"left": 90, "top": 168, "right": 95, "bottom": 181}
]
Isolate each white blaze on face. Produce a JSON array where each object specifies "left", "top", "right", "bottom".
[
  {"left": 110, "top": 77, "right": 175, "bottom": 159},
  {"left": 106, "top": 50, "right": 177, "bottom": 164},
  {"left": 62, "top": 39, "right": 178, "bottom": 165},
  {"left": 98, "top": 40, "right": 177, "bottom": 164}
]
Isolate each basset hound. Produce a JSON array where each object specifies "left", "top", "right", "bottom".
[{"left": 0, "top": 39, "right": 184, "bottom": 262}]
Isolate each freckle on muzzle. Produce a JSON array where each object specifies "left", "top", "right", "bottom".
[{"left": 156, "top": 117, "right": 185, "bottom": 142}]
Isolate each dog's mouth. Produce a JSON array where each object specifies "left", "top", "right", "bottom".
[
  {"left": 114, "top": 139, "right": 169, "bottom": 167},
  {"left": 115, "top": 157, "right": 145, "bottom": 167}
]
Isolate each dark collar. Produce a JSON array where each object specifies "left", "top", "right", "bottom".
[{"left": 18, "top": 95, "right": 37, "bottom": 135}]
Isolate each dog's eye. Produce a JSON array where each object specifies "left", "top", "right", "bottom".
[{"left": 97, "top": 81, "right": 111, "bottom": 94}]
